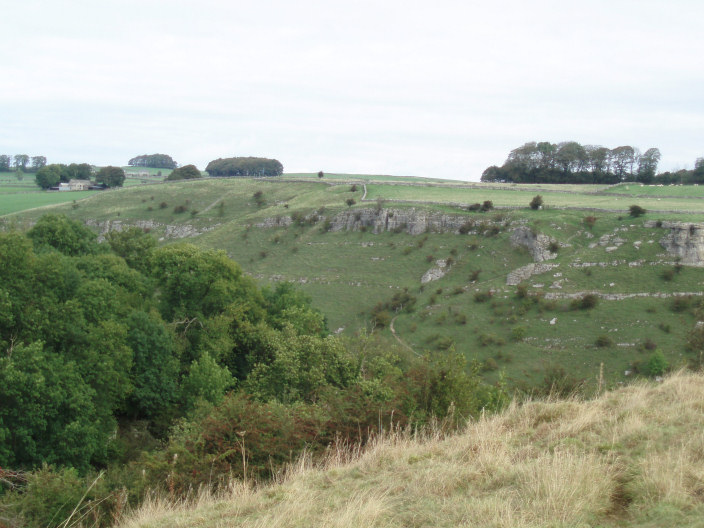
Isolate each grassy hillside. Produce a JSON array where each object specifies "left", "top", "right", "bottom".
[
  {"left": 4, "top": 175, "right": 703, "bottom": 389},
  {"left": 119, "top": 371, "right": 704, "bottom": 528}
]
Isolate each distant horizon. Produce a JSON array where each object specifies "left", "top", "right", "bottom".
[{"left": 2, "top": 146, "right": 700, "bottom": 184}]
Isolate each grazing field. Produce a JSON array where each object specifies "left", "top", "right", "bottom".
[
  {"left": 0, "top": 191, "right": 99, "bottom": 216},
  {"left": 601, "top": 182, "right": 704, "bottom": 197},
  {"left": 6, "top": 175, "right": 704, "bottom": 391},
  {"left": 365, "top": 183, "right": 704, "bottom": 213}
]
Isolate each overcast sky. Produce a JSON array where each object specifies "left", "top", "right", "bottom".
[{"left": 1, "top": 0, "right": 702, "bottom": 180}]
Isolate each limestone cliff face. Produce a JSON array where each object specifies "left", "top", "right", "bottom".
[
  {"left": 328, "top": 208, "right": 473, "bottom": 235},
  {"left": 84, "top": 219, "right": 214, "bottom": 241},
  {"left": 654, "top": 222, "right": 704, "bottom": 266},
  {"left": 510, "top": 226, "right": 557, "bottom": 262}
]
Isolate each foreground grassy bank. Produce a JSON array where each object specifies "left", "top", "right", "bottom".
[{"left": 121, "top": 371, "right": 704, "bottom": 528}]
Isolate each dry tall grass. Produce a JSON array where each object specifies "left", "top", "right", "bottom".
[{"left": 119, "top": 371, "right": 704, "bottom": 527}]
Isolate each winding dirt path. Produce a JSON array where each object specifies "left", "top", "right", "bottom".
[{"left": 390, "top": 316, "right": 419, "bottom": 356}]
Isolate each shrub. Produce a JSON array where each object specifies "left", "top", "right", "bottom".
[
  {"left": 529, "top": 195, "right": 543, "bottom": 210},
  {"left": 629, "top": 204, "right": 646, "bottom": 217},
  {"left": 510, "top": 326, "right": 527, "bottom": 342},
  {"left": 173, "top": 204, "right": 187, "bottom": 214},
  {"left": 435, "top": 336, "right": 454, "bottom": 350},
  {"left": 482, "top": 358, "right": 499, "bottom": 371},
  {"left": 350, "top": 184, "right": 357, "bottom": 192},
  {"left": 539, "top": 365, "right": 582, "bottom": 397},
  {"left": 371, "top": 309, "right": 391, "bottom": 327},
  {"left": 159, "top": 201, "right": 168, "bottom": 209},
  {"left": 548, "top": 241, "right": 560, "bottom": 253},
  {"left": 474, "top": 290, "right": 492, "bottom": 303},
  {"left": 571, "top": 293, "right": 598, "bottom": 310},
  {"left": 671, "top": 296, "right": 692, "bottom": 313},
  {"left": 481, "top": 200, "right": 494, "bottom": 212},
  {"left": 595, "top": 335, "right": 613, "bottom": 347},
  {"left": 253, "top": 190, "right": 266, "bottom": 207},
  {"left": 515, "top": 284, "right": 528, "bottom": 298},
  {"left": 661, "top": 268, "right": 675, "bottom": 281},
  {"left": 317, "top": 170, "right": 324, "bottom": 178},
  {"left": 583, "top": 216, "right": 597, "bottom": 229},
  {"left": 644, "top": 350, "right": 668, "bottom": 376},
  {"left": 642, "top": 338, "right": 657, "bottom": 351},
  {"left": 469, "top": 269, "right": 481, "bottom": 282},
  {"left": 459, "top": 221, "right": 474, "bottom": 234},
  {"left": 345, "top": 198, "right": 356, "bottom": 207},
  {"left": 467, "top": 203, "right": 482, "bottom": 211}
]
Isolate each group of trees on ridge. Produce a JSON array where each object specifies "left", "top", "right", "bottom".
[
  {"left": 0, "top": 155, "right": 47, "bottom": 173},
  {"left": 205, "top": 156, "right": 284, "bottom": 177},
  {"left": 127, "top": 154, "right": 178, "bottom": 169},
  {"left": 482, "top": 141, "right": 704, "bottom": 184},
  {"left": 0, "top": 214, "right": 505, "bottom": 526}
]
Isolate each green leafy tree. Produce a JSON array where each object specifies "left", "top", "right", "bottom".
[
  {"left": 244, "top": 332, "right": 355, "bottom": 404},
  {"left": 13, "top": 154, "right": 29, "bottom": 171},
  {"left": 95, "top": 166, "right": 125, "bottom": 187},
  {"left": 629, "top": 204, "right": 646, "bottom": 217},
  {"left": 125, "top": 311, "right": 180, "bottom": 419},
  {"left": 637, "top": 147, "right": 661, "bottom": 183},
  {"left": 150, "top": 243, "right": 263, "bottom": 322},
  {"left": 105, "top": 227, "right": 156, "bottom": 272},
  {"left": 0, "top": 342, "right": 102, "bottom": 470},
  {"left": 27, "top": 214, "right": 100, "bottom": 256},
  {"left": 529, "top": 194, "right": 543, "bottom": 210},
  {"left": 166, "top": 164, "right": 201, "bottom": 180},
  {"left": 0, "top": 154, "right": 11, "bottom": 171},
  {"left": 34, "top": 164, "right": 63, "bottom": 189},
  {"left": 181, "top": 352, "right": 234, "bottom": 409},
  {"left": 66, "top": 162, "right": 93, "bottom": 180},
  {"left": 29, "top": 156, "right": 46, "bottom": 172},
  {"left": 644, "top": 350, "right": 668, "bottom": 376}
]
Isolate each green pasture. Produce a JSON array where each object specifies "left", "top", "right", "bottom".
[
  {"left": 285, "top": 172, "right": 456, "bottom": 184},
  {"left": 365, "top": 183, "right": 704, "bottom": 214},
  {"left": 0, "top": 191, "right": 98, "bottom": 216},
  {"left": 601, "top": 183, "right": 704, "bottom": 197}
]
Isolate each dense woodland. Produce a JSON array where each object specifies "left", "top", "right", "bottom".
[
  {"left": 482, "top": 141, "right": 704, "bottom": 184},
  {"left": 205, "top": 157, "right": 284, "bottom": 177},
  {"left": 0, "top": 215, "right": 506, "bottom": 527}
]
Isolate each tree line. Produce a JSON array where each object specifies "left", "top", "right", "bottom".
[
  {"left": 0, "top": 215, "right": 506, "bottom": 526},
  {"left": 481, "top": 141, "right": 702, "bottom": 184},
  {"left": 0, "top": 155, "right": 47, "bottom": 173}
]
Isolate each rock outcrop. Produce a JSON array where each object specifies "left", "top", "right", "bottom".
[
  {"left": 506, "top": 263, "right": 560, "bottom": 286},
  {"left": 510, "top": 226, "right": 557, "bottom": 262},
  {"left": 421, "top": 259, "right": 449, "bottom": 283},
  {"left": 85, "top": 219, "right": 215, "bottom": 241},
  {"left": 649, "top": 221, "right": 704, "bottom": 266}
]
